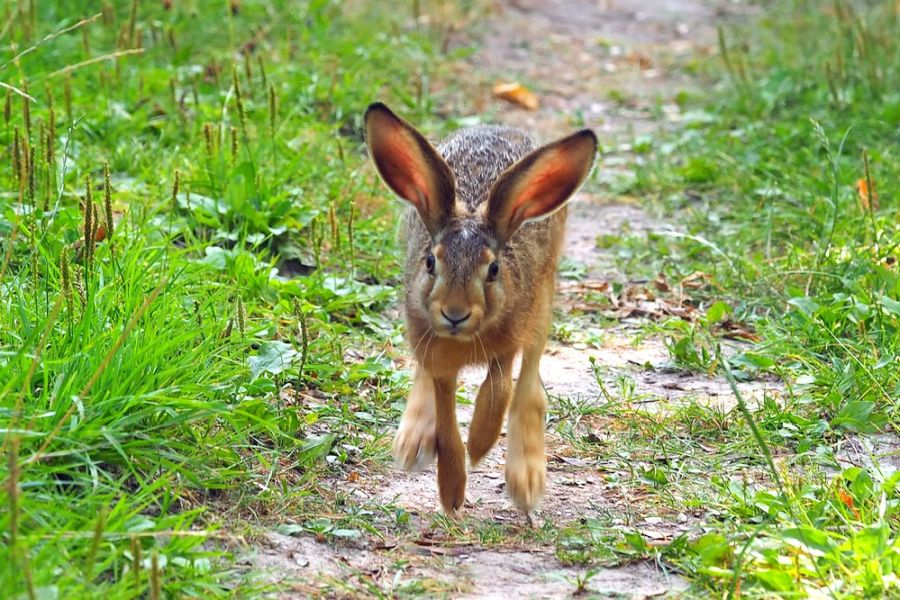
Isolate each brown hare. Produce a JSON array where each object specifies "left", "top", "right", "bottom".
[{"left": 364, "top": 103, "right": 596, "bottom": 516}]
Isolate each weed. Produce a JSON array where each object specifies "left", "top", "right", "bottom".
[
  {"left": 3, "top": 0, "right": 899, "bottom": 596},
  {"left": 602, "top": 0, "right": 900, "bottom": 594},
  {"left": 0, "top": 0, "right": 448, "bottom": 596}
]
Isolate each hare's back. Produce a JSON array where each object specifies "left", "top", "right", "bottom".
[{"left": 438, "top": 125, "right": 536, "bottom": 213}]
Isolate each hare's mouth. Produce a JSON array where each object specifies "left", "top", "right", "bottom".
[
  {"left": 433, "top": 321, "right": 478, "bottom": 340},
  {"left": 432, "top": 313, "right": 482, "bottom": 339}
]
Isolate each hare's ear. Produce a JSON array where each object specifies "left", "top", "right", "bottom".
[
  {"left": 486, "top": 130, "right": 596, "bottom": 246},
  {"left": 365, "top": 102, "right": 456, "bottom": 236}
]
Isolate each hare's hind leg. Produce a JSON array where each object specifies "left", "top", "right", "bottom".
[
  {"left": 433, "top": 374, "right": 467, "bottom": 515},
  {"left": 467, "top": 353, "right": 514, "bottom": 465},
  {"left": 393, "top": 367, "right": 437, "bottom": 471}
]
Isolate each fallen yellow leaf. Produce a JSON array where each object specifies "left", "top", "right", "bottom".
[{"left": 492, "top": 81, "right": 539, "bottom": 110}]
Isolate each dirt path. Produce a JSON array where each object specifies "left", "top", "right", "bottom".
[
  {"left": 246, "top": 1, "right": 769, "bottom": 597},
  {"left": 463, "top": 0, "right": 771, "bottom": 410},
  {"left": 469, "top": 0, "right": 729, "bottom": 139}
]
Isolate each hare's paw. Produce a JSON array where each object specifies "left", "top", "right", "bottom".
[
  {"left": 437, "top": 433, "right": 467, "bottom": 516},
  {"left": 439, "top": 476, "right": 466, "bottom": 518},
  {"left": 393, "top": 413, "right": 436, "bottom": 471},
  {"left": 505, "top": 447, "right": 546, "bottom": 514}
]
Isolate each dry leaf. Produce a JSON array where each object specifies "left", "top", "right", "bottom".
[
  {"left": 558, "top": 279, "right": 610, "bottom": 294},
  {"left": 346, "top": 471, "right": 360, "bottom": 483},
  {"left": 718, "top": 319, "right": 761, "bottom": 342},
  {"left": 653, "top": 273, "right": 670, "bottom": 292},
  {"left": 838, "top": 488, "right": 860, "bottom": 518},
  {"left": 492, "top": 81, "right": 539, "bottom": 110},
  {"left": 627, "top": 51, "right": 654, "bottom": 71},
  {"left": 680, "top": 271, "right": 711, "bottom": 289},
  {"left": 640, "top": 528, "right": 670, "bottom": 541},
  {"left": 838, "top": 488, "right": 854, "bottom": 508},
  {"left": 372, "top": 541, "right": 397, "bottom": 551},
  {"left": 855, "top": 178, "right": 878, "bottom": 211}
]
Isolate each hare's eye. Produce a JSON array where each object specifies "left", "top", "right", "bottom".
[
  {"left": 425, "top": 253, "right": 436, "bottom": 275},
  {"left": 487, "top": 261, "right": 499, "bottom": 282}
]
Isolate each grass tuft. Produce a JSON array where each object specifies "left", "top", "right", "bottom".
[
  {"left": 1, "top": 1, "right": 447, "bottom": 595},
  {"left": 608, "top": 0, "right": 900, "bottom": 594}
]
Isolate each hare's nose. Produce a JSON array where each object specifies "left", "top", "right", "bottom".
[{"left": 441, "top": 308, "right": 471, "bottom": 328}]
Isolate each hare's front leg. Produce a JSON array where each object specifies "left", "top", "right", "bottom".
[
  {"left": 433, "top": 375, "right": 466, "bottom": 515},
  {"left": 393, "top": 367, "right": 436, "bottom": 471},
  {"left": 505, "top": 343, "right": 547, "bottom": 514},
  {"left": 468, "top": 353, "right": 514, "bottom": 465}
]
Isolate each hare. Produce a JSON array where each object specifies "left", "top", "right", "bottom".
[{"left": 364, "top": 103, "right": 596, "bottom": 516}]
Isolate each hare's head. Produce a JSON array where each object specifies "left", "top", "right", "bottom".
[{"left": 365, "top": 103, "right": 596, "bottom": 340}]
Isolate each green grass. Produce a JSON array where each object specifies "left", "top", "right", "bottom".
[
  {"left": 0, "top": 1, "right": 465, "bottom": 596},
  {"left": 586, "top": 0, "right": 900, "bottom": 596},
  {"left": 5, "top": 0, "right": 900, "bottom": 597}
]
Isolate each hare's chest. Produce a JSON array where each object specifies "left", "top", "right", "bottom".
[{"left": 412, "top": 332, "right": 518, "bottom": 378}]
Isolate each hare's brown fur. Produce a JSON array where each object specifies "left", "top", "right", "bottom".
[
  {"left": 365, "top": 104, "right": 596, "bottom": 515},
  {"left": 405, "top": 126, "right": 566, "bottom": 376}
]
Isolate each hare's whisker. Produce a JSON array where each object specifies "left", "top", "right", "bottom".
[
  {"left": 410, "top": 327, "right": 431, "bottom": 359},
  {"left": 422, "top": 331, "right": 436, "bottom": 367},
  {"left": 476, "top": 333, "right": 496, "bottom": 409}
]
